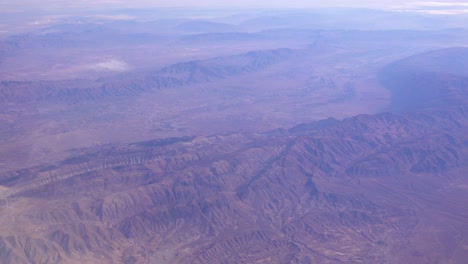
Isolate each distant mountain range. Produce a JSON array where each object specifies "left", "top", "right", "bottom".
[
  {"left": 379, "top": 47, "right": 468, "bottom": 111},
  {"left": 0, "top": 48, "right": 295, "bottom": 103}
]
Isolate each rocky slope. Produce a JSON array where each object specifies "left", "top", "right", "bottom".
[
  {"left": 0, "top": 104, "right": 466, "bottom": 263},
  {"left": 0, "top": 45, "right": 467, "bottom": 263}
]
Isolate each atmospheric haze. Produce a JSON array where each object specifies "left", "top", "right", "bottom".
[
  {"left": 0, "top": 2, "right": 467, "bottom": 264},
  {"left": 1, "top": 0, "right": 468, "bottom": 12}
]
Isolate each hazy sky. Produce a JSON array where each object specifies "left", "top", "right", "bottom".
[
  {"left": 0, "top": 0, "right": 468, "bottom": 9},
  {"left": 2, "top": 0, "right": 468, "bottom": 11}
]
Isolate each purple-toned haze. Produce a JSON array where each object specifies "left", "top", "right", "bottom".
[
  {"left": 1, "top": 0, "right": 468, "bottom": 11},
  {"left": 0, "top": 1, "right": 467, "bottom": 263}
]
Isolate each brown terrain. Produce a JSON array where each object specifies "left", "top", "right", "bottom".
[
  {"left": 0, "top": 106, "right": 467, "bottom": 263},
  {"left": 0, "top": 11, "right": 467, "bottom": 264}
]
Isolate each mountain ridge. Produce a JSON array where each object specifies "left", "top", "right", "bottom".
[
  {"left": 0, "top": 48, "right": 295, "bottom": 104},
  {"left": 0, "top": 103, "right": 466, "bottom": 263}
]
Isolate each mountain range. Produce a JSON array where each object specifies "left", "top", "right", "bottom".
[{"left": 0, "top": 47, "right": 467, "bottom": 263}]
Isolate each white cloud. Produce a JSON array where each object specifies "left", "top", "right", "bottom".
[
  {"left": 415, "top": 9, "right": 468, "bottom": 14},
  {"left": 88, "top": 14, "right": 135, "bottom": 20},
  {"left": 407, "top": 1, "right": 468, "bottom": 7},
  {"left": 390, "top": 1, "right": 468, "bottom": 15},
  {"left": 87, "top": 59, "right": 129, "bottom": 72}
]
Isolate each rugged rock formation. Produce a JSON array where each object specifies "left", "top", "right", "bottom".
[
  {"left": 1, "top": 45, "right": 467, "bottom": 263},
  {"left": 0, "top": 104, "right": 466, "bottom": 263}
]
